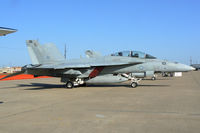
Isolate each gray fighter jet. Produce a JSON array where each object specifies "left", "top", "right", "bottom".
[
  {"left": 86, "top": 50, "right": 187, "bottom": 80},
  {"left": 1, "top": 40, "right": 195, "bottom": 88}
]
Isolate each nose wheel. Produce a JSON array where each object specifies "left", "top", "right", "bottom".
[
  {"left": 66, "top": 81, "right": 74, "bottom": 89},
  {"left": 130, "top": 78, "right": 141, "bottom": 88}
]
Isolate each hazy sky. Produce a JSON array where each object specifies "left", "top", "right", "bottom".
[{"left": 0, "top": 0, "right": 200, "bottom": 66}]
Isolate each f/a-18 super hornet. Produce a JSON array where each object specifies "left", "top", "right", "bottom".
[
  {"left": 0, "top": 40, "right": 195, "bottom": 88},
  {"left": 87, "top": 50, "right": 188, "bottom": 80}
]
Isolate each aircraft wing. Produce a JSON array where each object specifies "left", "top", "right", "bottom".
[
  {"left": 28, "top": 61, "right": 143, "bottom": 69},
  {"left": 31, "top": 63, "right": 91, "bottom": 69},
  {"left": 0, "top": 27, "right": 17, "bottom": 36}
]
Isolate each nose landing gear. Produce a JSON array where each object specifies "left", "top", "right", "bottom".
[
  {"left": 121, "top": 73, "right": 142, "bottom": 88},
  {"left": 130, "top": 78, "right": 142, "bottom": 88}
]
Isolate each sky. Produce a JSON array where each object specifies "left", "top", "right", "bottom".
[{"left": 0, "top": 0, "right": 200, "bottom": 66}]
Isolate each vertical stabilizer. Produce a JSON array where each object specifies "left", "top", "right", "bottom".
[{"left": 26, "top": 40, "right": 65, "bottom": 64}]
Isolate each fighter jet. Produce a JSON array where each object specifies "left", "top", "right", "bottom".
[
  {"left": 0, "top": 40, "right": 195, "bottom": 88},
  {"left": 87, "top": 50, "right": 189, "bottom": 80},
  {"left": 0, "top": 27, "right": 17, "bottom": 36}
]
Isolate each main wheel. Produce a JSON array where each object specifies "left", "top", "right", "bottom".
[
  {"left": 131, "top": 82, "right": 138, "bottom": 88},
  {"left": 66, "top": 81, "right": 74, "bottom": 89},
  {"left": 151, "top": 77, "right": 156, "bottom": 80}
]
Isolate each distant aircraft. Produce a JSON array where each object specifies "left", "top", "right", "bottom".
[
  {"left": 0, "top": 27, "right": 17, "bottom": 36},
  {"left": 0, "top": 40, "right": 195, "bottom": 88},
  {"left": 190, "top": 64, "right": 200, "bottom": 71}
]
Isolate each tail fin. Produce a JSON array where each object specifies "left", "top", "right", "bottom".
[{"left": 26, "top": 40, "right": 65, "bottom": 64}]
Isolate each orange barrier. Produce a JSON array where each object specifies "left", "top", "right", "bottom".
[{"left": 0, "top": 74, "right": 51, "bottom": 81}]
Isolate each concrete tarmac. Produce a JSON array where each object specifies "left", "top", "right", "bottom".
[{"left": 0, "top": 71, "right": 200, "bottom": 133}]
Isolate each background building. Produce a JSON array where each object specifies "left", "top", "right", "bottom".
[{"left": 0, "top": 67, "right": 21, "bottom": 74}]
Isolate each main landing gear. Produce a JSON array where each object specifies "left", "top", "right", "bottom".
[
  {"left": 66, "top": 81, "right": 74, "bottom": 89},
  {"left": 62, "top": 77, "right": 84, "bottom": 89},
  {"left": 131, "top": 82, "right": 138, "bottom": 88}
]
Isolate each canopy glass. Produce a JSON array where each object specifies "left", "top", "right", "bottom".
[{"left": 111, "top": 51, "right": 156, "bottom": 59}]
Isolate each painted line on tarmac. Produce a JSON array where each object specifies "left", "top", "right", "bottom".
[{"left": 90, "top": 109, "right": 200, "bottom": 117}]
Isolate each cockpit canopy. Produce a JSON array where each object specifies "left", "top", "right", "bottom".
[{"left": 111, "top": 50, "right": 156, "bottom": 59}]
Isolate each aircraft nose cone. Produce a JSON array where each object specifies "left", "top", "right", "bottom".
[
  {"left": 190, "top": 66, "right": 196, "bottom": 71},
  {"left": 184, "top": 65, "right": 195, "bottom": 71},
  {"left": 175, "top": 63, "right": 196, "bottom": 72}
]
